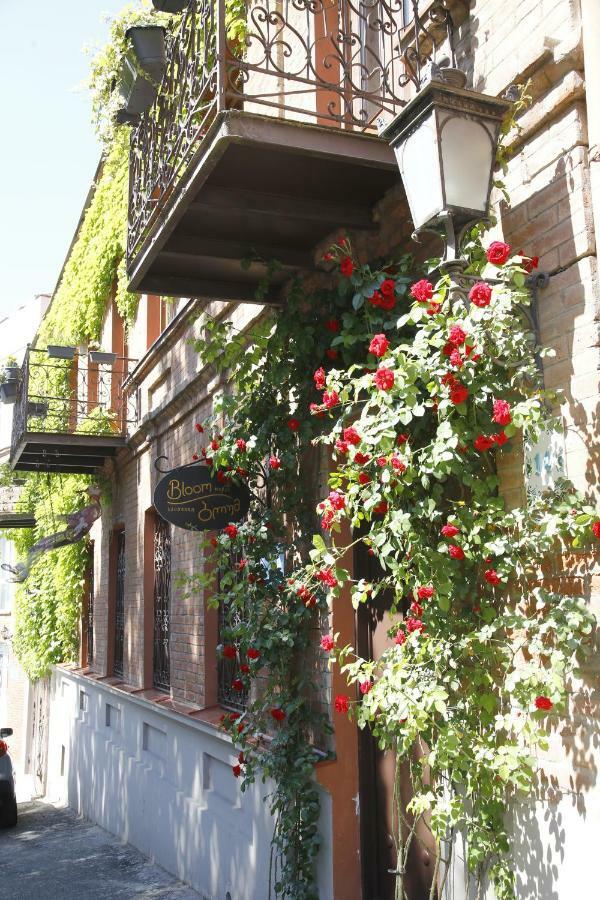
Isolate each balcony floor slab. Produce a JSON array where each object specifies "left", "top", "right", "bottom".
[{"left": 127, "top": 110, "right": 402, "bottom": 303}]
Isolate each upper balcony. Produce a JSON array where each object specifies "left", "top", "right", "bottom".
[
  {"left": 127, "top": 0, "right": 460, "bottom": 302},
  {"left": 10, "top": 348, "right": 138, "bottom": 475}
]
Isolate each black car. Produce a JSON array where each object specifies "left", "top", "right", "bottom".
[{"left": 0, "top": 727, "right": 17, "bottom": 827}]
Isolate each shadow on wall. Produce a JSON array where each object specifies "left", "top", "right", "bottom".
[{"left": 501, "top": 154, "right": 599, "bottom": 899}]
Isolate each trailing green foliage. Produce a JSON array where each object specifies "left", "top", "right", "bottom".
[
  {"left": 38, "top": 129, "right": 134, "bottom": 346},
  {"left": 9, "top": 475, "right": 91, "bottom": 680}
]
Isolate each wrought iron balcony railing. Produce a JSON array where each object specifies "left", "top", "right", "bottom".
[
  {"left": 128, "top": 0, "right": 458, "bottom": 266},
  {"left": 10, "top": 348, "right": 138, "bottom": 474}
]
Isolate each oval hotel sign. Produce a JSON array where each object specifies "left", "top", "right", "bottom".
[{"left": 154, "top": 464, "right": 250, "bottom": 532}]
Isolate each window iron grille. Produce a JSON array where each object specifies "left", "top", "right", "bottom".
[
  {"left": 217, "top": 551, "right": 249, "bottom": 712},
  {"left": 153, "top": 517, "right": 171, "bottom": 691},
  {"left": 113, "top": 531, "right": 126, "bottom": 678}
]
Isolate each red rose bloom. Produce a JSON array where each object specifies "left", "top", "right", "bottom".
[
  {"left": 391, "top": 456, "right": 406, "bottom": 473},
  {"left": 313, "top": 367, "right": 326, "bottom": 390},
  {"left": 287, "top": 417, "right": 300, "bottom": 431},
  {"left": 406, "top": 617, "right": 425, "bottom": 634},
  {"left": 417, "top": 585, "right": 435, "bottom": 600},
  {"left": 394, "top": 630, "right": 406, "bottom": 645},
  {"left": 493, "top": 399, "right": 512, "bottom": 426},
  {"left": 450, "top": 384, "right": 469, "bottom": 405},
  {"left": 592, "top": 521, "right": 600, "bottom": 541},
  {"left": 334, "top": 694, "right": 350, "bottom": 713},
  {"left": 326, "top": 348, "right": 338, "bottom": 361},
  {"left": 210, "top": 439, "right": 220, "bottom": 451},
  {"left": 486, "top": 241, "right": 511, "bottom": 266},
  {"left": 449, "top": 349, "right": 463, "bottom": 369},
  {"left": 235, "top": 438, "right": 247, "bottom": 452},
  {"left": 269, "top": 455, "right": 281, "bottom": 469},
  {"left": 410, "top": 601, "right": 423, "bottom": 617},
  {"left": 192, "top": 453, "right": 199, "bottom": 461},
  {"left": 316, "top": 568, "right": 338, "bottom": 587},
  {"left": 369, "top": 333, "right": 390, "bottom": 357},
  {"left": 449, "top": 544, "right": 465, "bottom": 560},
  {"left": 469, "top": 282, "right": 492, "bottom": 307},
  {"left": 441, "top": 524, "right": 460, "bottom": 538},
  {"left": 377, "top": 292, "right": 397, "bottom": 311},
  {"left": 376, "top": 456, "right": 387, "bottom": 467},
  {"left": 535, "top": 696, "right": 553, "bottom": 711},
  {"left": 359, "top": 680, "right": 372, "bottom": 695},
  {"left": 232, "top": 764, "right": 242, "bottom": 777},
  {"left": 232, "top": 679, "right": 244, "bottom": 692},
  {"left": 410, "top": 279, "right": 434, "bottom": 303},
  {"left": 325, "top": 318, "right": 341, "bottom": 333},
  {"left": 374, "top": 367, "right": 395, "bottom": 391},
  {"left": 373, "top": 500, "right": 388, "bottom": 517},
  {"left": 449, "top": 325, "right": 467, "bottom": 346},
  {"left": 210, "top": 537, "right": 218, "bottom": 548},
  {"left": 493, "top": 431, "right": 508, "bottom": 446},
  {"left": 397, "top": 433, "right": 408, "bottom": 445},
  {"left": 195, "top": 423, "right": 204, "bottom": 433},
  {"left": 222, "top": 644, "right": 237, "bottom": 660},
  {"left": 380, "top": 278, "right": 396, "bottom": 297},
  {"left": 343, "top": 426, "right": 361, "bottom": 445},
  {"left": 335, "top": 439, "right": 349, "bottom": 454},
  {"left": 340, "top": 256, "right": 354, "bottom": 277},
  {"left": 474, "top": 435, "right": 495, "bottom": 452},
  {"left": 358, "top": 472, "right": 371, "bottom": 485},
  {"left": 484, "top": 568, "right": 502, "bottom": 585},
  {"left": 271, "top": 708, "right": 286, "bottom": 722},
  {"left": 426, "top": 302, "right": 441, "bottom": 316},
  {"left": 247, "top": 648, "right": 260, "bottom": 660},
  {"left": 320, "top": 635, "right": 335, "bottom": 652},
  {"left": 323, "top": 390, "right": 339, "bottom": 409},
  {"left": 223, "top": 524, "right": 238, "bottom": 539},
  {"left": 328, "top": 490, "right": 345, "bottom": 510},
  {"left": 354, "top": 451, "right": 371, "bottom": 464}
]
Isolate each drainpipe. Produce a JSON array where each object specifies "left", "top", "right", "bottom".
[{"left": 580, "top": 0, "right": 600, "bottom": 286}]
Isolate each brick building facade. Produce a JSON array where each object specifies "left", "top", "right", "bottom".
[{"left": 8, "top": 1, "right": 598, "bottom": 898}]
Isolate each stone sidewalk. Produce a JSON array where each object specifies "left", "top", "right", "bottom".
[{"left": 0, "top": 801, "right": 202, "bottom": 899}]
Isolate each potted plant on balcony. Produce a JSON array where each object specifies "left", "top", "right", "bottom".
[
  {"left": 152, "top": 0, "right": 188, "bottom": 11},
  {"left": 47, "top": 345, "right": 77, "bottom": 360},
  {"left": 0, "top": 359, "right": 19, "bottom": 404},
  {"left": 89, "top": 350, "right": 118, "bottom": 366},
  {"left": 88, "top": 6, "right": 175, "bottom": 142}
]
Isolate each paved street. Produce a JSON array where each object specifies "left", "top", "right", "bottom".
[{"left": 0, "top": 801, "right": 201, "bottom": 899}]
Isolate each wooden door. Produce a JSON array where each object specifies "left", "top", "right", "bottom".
[{"left": 355, "top": 543, "right": 437, "bottom": 900}]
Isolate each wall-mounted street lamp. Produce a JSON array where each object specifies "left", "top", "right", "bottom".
[{"left": 380, "top": 65, "right": 510, "bottom": 266}]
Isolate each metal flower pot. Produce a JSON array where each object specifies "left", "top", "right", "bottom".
[
  {"left": 89, "top": 351, "right": 118, "bottom": 366},
  {"left": 3, "top": 365, "right": 19, "bottom": 383},
  {"left": 27, "top": 401, "right": 48, "bottom": 418},
  {"left": 119, "top": 25, "right": 167, "bottom": 116},
  {"left": 47, "top": 345, "right": 76, "bottom": 360},
  {"left": 152, "top": 0, "right": 188, "bottom": 11},
  {"left": 0, "top": 382, "right": 17, "bottom": 404}
]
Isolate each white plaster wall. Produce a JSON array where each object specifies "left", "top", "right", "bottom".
[{"left": 46, "top": 668, "right": 333, "bottom": 900}]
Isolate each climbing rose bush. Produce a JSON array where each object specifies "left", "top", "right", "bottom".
[{"left": 189, "top": 229, "right": 598, "bottom": 900}]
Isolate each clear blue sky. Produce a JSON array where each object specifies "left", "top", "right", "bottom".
[{"left": 0, "top": 0, "right": 130, "bottom": 316}]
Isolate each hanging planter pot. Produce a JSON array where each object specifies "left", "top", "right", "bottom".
[
  {"left": 152, "top": 0, "right": 188, "bottom": 11},
  {"left": 89, "top": 351, "right": 118, "bottom": 366},
  {"left": 47, "top": 345, "right": 76, "bottom": 360},
  {"left": 3, "top": 365, "right": 20, "bottom": 383},
  {"left": 0, "top": 382, "right": 17, "bottom": 404},
  {"left": 119, "top": 26, "right": 167, "bottom": 117},
  {"left": 27, "top": 401, "right": 48, "bottom": 418}
]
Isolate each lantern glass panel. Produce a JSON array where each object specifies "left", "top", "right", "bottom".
[
  {"left": 440, "top": 116, "right": 494, "bottom": 214},
  {"left": 396, "top": 111, "right": 444, "bottom": 230}
]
